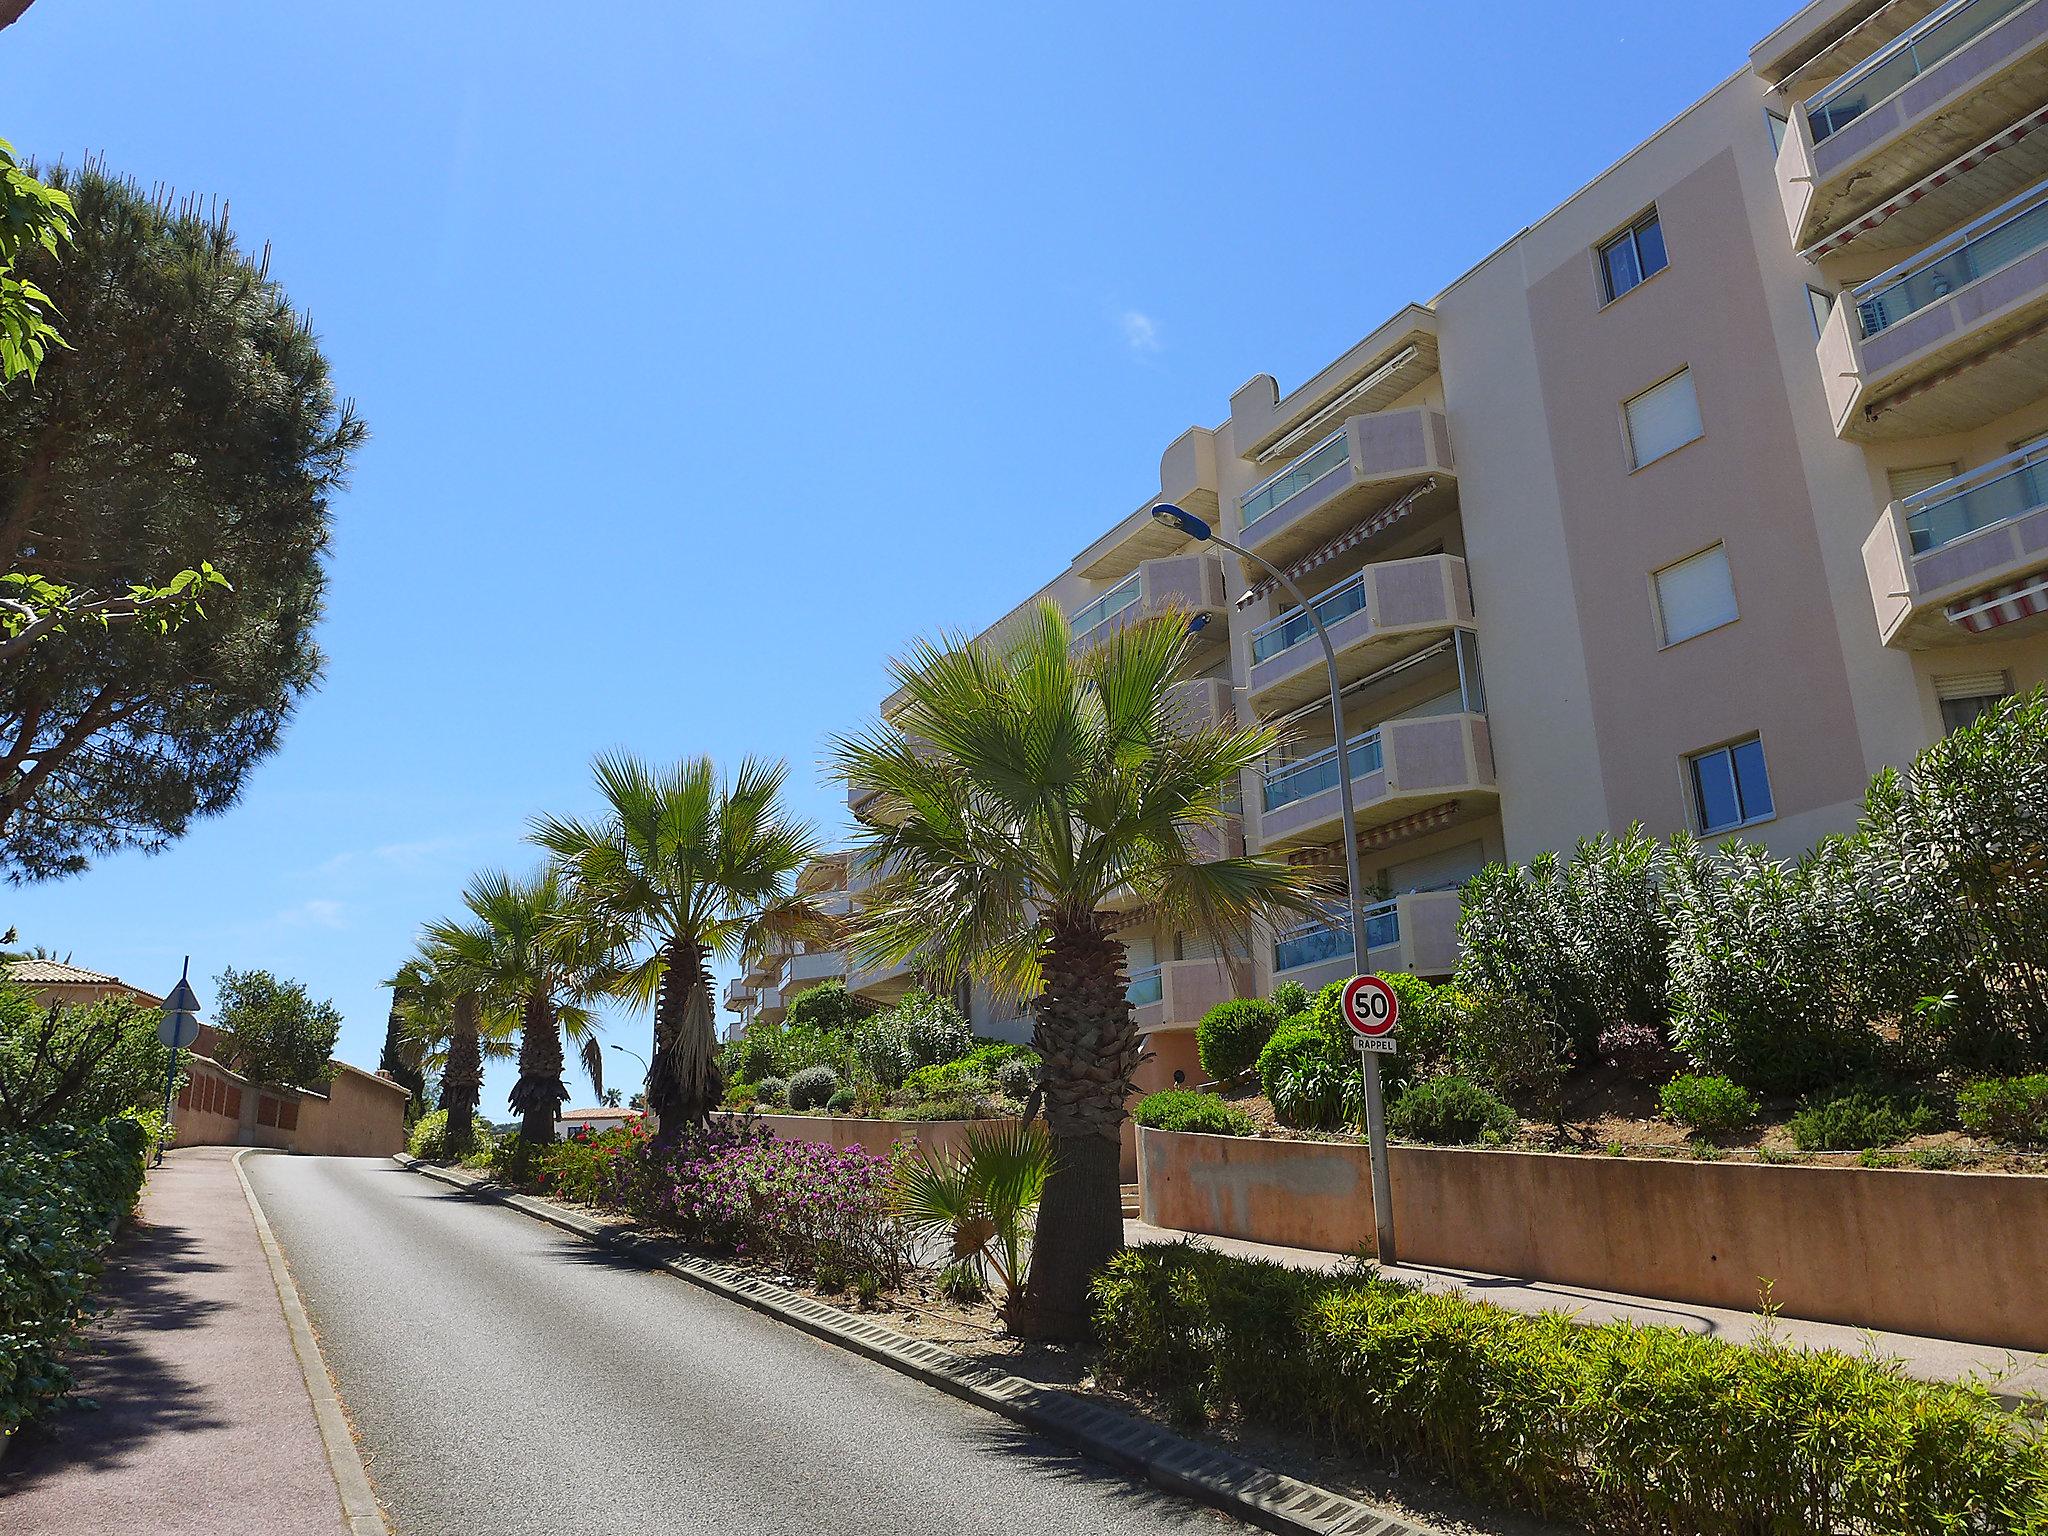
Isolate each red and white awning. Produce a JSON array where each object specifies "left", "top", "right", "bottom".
[
  {"left": 1807, "top": 104, "right": 2048, "bottom": 260},
  {"left": 1282, "top": 800, "right": 1465, "bottom": 865},
  {"left": 1946, "top": 574, "right": 2048, "bottom": 633},
  {"left": 1237, "top": 479, "right": 1439, "bottom": 607}
]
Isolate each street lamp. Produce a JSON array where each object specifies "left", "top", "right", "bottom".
[{"left": 1151, "top": 502, "right": 1397, "bottom": 1265}]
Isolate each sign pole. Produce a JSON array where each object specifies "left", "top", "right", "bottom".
[{"left": 156, "top": 957, "right": 202, "bottom": 1168}]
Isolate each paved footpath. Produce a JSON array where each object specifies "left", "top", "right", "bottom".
[{"left": 1, "top": 1147, "right": 354, "bottom": 1535}]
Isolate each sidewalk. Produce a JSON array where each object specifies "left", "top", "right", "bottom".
[
  {"left": 1, "top": 1147, "right": 356, "bottom": 1534},
  {"left": 1125, "top": 1218, "right": 2048, "bottom": 1404}
]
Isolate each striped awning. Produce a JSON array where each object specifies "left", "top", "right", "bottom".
[
  {"left": 1238, "top": 479, "right": 1439, "bottom": 607},
  {"left": 1808, "top": 104, "right": 2048, "bottom": 259},
  {"left": 1282, "top": 800, "right": 1465, "bottom": 865},
  {"left": 1947, "top": 574, "right": 2048, "bottom": 633}
]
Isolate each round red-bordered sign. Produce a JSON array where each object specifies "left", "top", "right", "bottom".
[{"left": 1340, "top": 974, "right": 1399, "bottom": 1037}]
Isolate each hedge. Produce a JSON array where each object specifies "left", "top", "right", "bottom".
[
  {"left": 1092, "top": 1243, "right": 2048, "bottom": 1535},
  {"left": 2, "top": 1117, "right": 149, "bottom": 1434},
  {"left": 1131, "top": 1089, "right": 1255, "bottom": 1137}
]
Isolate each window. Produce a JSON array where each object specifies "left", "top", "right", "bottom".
[
  {"left": 1688, "top": 737, "right": 1774, "bottom": 834},
  {"left": 1807, "top": 286, "right": 1835, "bottom": 339},
  {"left": 1936, "top": 670, "right": 2011, "bottom": 733},
  {"left": 1600, "top": 210, "right": 1668, "bottom": 302},
  {"left": 1766, "top": 111, "right": 1789, "bottom": 156},
  {"left": 1624, "top": 368, "right": 1703, "bottom": 469},
  {"left": 1654, "top": 544, "right": 1738, "bottom": 645}
]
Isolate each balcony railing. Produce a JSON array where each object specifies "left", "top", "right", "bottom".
[
  {"left": 1239, "top": 428, "right": 1349, "bottom": 533},
  {"left": 1069, "top": 573, "right": 1142, "bottom": 647},
  {"left": 1807, "top": 0, "right": 2029, "bottom": 143},
  {"left": 1904, "top": 449, "right": 2048, "bottom": 553},
  {"left": 1261, "top": 729, "right": 1383, "bottom": 813},
  {"left": 1126, "top": 965, "right": 1164, "bottom": 1007},
  {"left": 1249, "top": 572, "right": 1369, "bottom": 664},
  {"left": 1272, "top": 901, "right": 1399, "bottom": 974},
  {"left": 1855, "top": 181, "right": 2048, "bottom": 336}
]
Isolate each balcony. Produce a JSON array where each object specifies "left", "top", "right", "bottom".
[
  {"left": 1245, "top": 555, "right": 1474, "bottom": 714},
  {"left": 1126, "top": 957, "right": 1240, "bottom": 1037},
  {"left": 722, "top": 977, "right": 756, "bottom": 1013},
  {"left": 1067, "top": 553, "right": 1228, "bottom": 650},
  {"left": 846, "top": 954, "right": 914, "bottom": 1004},
  {"left": 743, "top": 944, "right": 786, "bottom": 986},
  {"left": 1268, "top": 890, "right": 1465, "bottom": 991},
  {"left": 1255, "top": 712, "right": 1496, "bottom": 852},
  {"left": 1235, "top": 407, "right": 1456, "bottom": 571},
  {"left": 1862, "top": 448, "right": 2048, "bottom": 642},
  {"left": 1778, "top": 0, "right": 2048, "bottom": 250},
  {"left": 1165, "top": 676, "right": 1234, "bottom": 732},
  {"left": 1072, "top": 426, "right": 1222, "bottom": 583},
  {"left": 780, "top": 948, "right": 847, "bottom": 995},
  {"left": 754, "top": 985, "right": 785, "bottom": 1026},
  {"left": 1817, "top": 179, "right": 2048, "bottom": 438}
]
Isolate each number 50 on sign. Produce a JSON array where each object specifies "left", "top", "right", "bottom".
[{"left": 1340, "top": 974, "right": 1399, "bottom": 1054}]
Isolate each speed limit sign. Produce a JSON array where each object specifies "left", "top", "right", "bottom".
[{"left": 1340, "top": 974, "right": 1399, "bottom": 1054}]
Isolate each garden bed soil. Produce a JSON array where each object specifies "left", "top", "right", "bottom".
[{"left": 1212, "top": 1066, "right": 2048, "bottom": 1174}]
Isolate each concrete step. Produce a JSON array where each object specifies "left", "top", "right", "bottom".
[{"left": 1120, "top": 1182, "right": 1140, "bottom": 1218}]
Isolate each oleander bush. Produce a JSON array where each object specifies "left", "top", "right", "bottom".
[
  {"left": 993, "top": 1056, "right": 1038, "bottom": 1101},
  {"left": 1449, "top": 988, "right": 1566, "bottom": 1117},
  {"left": 1957, "top": 1075, "right": 2048, "bottom": 1148},
  {"left": 1195, "top": 998, "right": 1282, "bottom": 1084},
  {"left": 786, "top": 1063, "right": 841, "bottom": 1112},
  {"left": 782, "top": 980, "right": 867, "bottom": 1034},
  {"left": 1, "top": 1117, "right": 149, "bottom": 1434},
  {"left": 1131, "top": 1089, "right": 1255, "bottom": 1137},
  {"left": 527, "top": 1121, "right": 648, "bottom": 1204},
  {"left": 1789, "top": 1086, "right": 1939, "bottom": 1152},
  {"left": 1386, "top": 1073, "right": 1516, "bottom": 1146},
  {"left": 1657, "top": 1074, "right": 1759, "bottom": 1137},
  {"left": 407, "top": 1108, "right": 496, "bottom": 1161},
  {"left": 1255, "top": 1018, "right": 1357, "bottom": 1130},
  {"left": 1092, "top": 1242, "right": 2048, "bottom": 1536}
]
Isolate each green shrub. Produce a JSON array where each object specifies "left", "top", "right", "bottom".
[
  {"left": 787, "top": 1064, "right": 842, "bottom": 1112},
  {"left": 0, "top": 984, "right": 177, "bottom": 1126},
  {"left": 1657, "top": 1074, "right": 1759, "bottom": 1137},
  {"left": 407, "top": 1108, "right": 496, "bottom": 1161},
  {"left": 1310, "top": 972, "right": 1457, "bottom": 1075},
  {"left": 1131, "top": 1089, "right": 1255, "bottom": 1137},
  {"left": 901, "top": 1058, "right": 992, "bottom": 1101},
  {"left": 1450, "top": 988, "right": 1566, "bottom": 1116},
  {"left": 1, "top": 1117, "right": 149, "bottom": 1433},
  {"left": 756, "top": 1076, "right": 787, "bottom": 1109},
  {"left": 1269, "top": 980, "right": 1310, "bottom": 1018},
  {"left": 1790, "top": 1087, "right": 1938, "bottom": 1152},
  {"left": 1091, "top": 1242, "right": 2048, "bottom": 1535},
  {"left": 783, "top": 980, "right": 868, "bottom": 1033},
  {"left": 826, "top": 1086, "right": 857, "bottom": 1113},
  {"left": 722, "top": 1082, "right": 760, "bottom": 1113},
  {"left": 1386, "top": 1074, "right": 1516, "bottom": 1145},
  {"left": 1196, "top": 999, "right": 1281, "bottom": 1084},
  {"left": 1956, "top": 1074, "right": 2048, "bottom": 1148},
  {"left": 889, "top": 1095, "right": 985, "bottom": 1122},
  {"left": 993, "top": 1056, "right": 1037, "bottom": 1100},
  {"left": 1255, "top": 1019, "right": 1357, "bottom": 1130}
]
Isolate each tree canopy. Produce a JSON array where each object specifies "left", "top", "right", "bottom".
[
  {"left": 0, "top": 162, "right": 363, "bottom": 880},
  {"left": 210, "top": 967, "right": 341, "bottom": 1089}
]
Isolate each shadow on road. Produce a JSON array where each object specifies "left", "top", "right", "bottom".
[{"left": 0, "top": 1215, "right": 229, "bottom": 1490}]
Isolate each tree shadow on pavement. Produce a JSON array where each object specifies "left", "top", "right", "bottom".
[
  {"left": 0, "top": 1215, "right": 229, "bottom": 1490},
  {"left": 964, "top": 1420, "right": 1245, "bottom": 1527}
]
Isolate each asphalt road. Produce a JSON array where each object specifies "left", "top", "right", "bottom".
[{"left": 245, "top": 1156, "right": 1240, "bottom": 1536}]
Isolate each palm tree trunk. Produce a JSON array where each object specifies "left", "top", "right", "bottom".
[
  {"left": 509, "top": 989, "right": 567, "bottom": 1145},
  {"left": 1011, "top": 914, "right": 1140, "bottom": 1340},
  {"left": 650, "top": 938, "right": 722, "bottom": 1137},
  {"left": 441, "top": 992, "right": 483, "bottom": 1157}
]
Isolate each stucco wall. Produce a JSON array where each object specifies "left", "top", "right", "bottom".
[
  {"left": 746, "top": 1112, "right": 1138, "bottom": 1183},
  {"left": 297, "top": 1065, "right": 409, "bottom": 1157},
  {"left": 1137, "top": 1126, "right": 2048, "bottom": 1351},
  {"left": 170, "top": 1054, "right": 407, "bottom": 1157}
]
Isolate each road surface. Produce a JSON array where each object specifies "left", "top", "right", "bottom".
[{"left": 245, "top": 1156, "right": 1239, "bottom": 1536}]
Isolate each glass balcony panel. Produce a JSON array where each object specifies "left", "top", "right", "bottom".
[
  {"left": 1905, "top": 454, "right": 2048, "bottom": 552},
  {"left": 1239, "top": 429, "right": 1350, "bottom": 533},
  {"left": 1857, "top": 187, "right": 2048, "bottom": 336},
  {"left": 1260, "top": 731, "right": 1384, "bottom": 813},
  {"left": 1126, "top": 966, "right": 1164, "bottom": 1007},
  {"left": 1272, "top": 901, "right": 1399, "bottom": 973},
  {"left": 1070, "top": 574, "right": 1141, "bottom": 644},
  {"left": 1249, "top": 574, "right": 1369, "bottom": 664},
  {"left": 1808, "top": 0, "right": 2030, "bottom": 143}
]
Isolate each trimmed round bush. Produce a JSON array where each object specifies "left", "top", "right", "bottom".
[
  {"left": 825, "top": 1086, "right": 857, "bottom": 1113},
  {"left": 1256, "top": 1019, "right": 1358, "bottom": 1130},
  {"left": 407, "top": 1109, "right": 495, "bottom": 1161},
  {"left": 1659, "top": 1073, "right": 1758, "bottom": 1136},
  {"left": 1386, "top": 1073, "right": 1517, "bottom": 1145},
  {"left": 1957, "top": 1075, "right": 2048, "bottom": 1147},
  {"left": 755, "top": 1076, "right": 788, "bottom": 1108},
  {"left": 1196, "top": 999, "right": 1282, "bottom": 1084},
  {"left": 786, "top": 1064, "right": 842, "bottom": 1112},
  {"left": 1131, "top": 1089, "right": 1256, "bottom": 1137},
  {"left": 1790, "top": 1087, "right": 1938, "bottom": 1152}
]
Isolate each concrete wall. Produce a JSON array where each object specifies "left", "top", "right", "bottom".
[
  {"left": 171, "top": 1054, "right": 407, "bottom": 1158},
  {"left": 744, "top": 1112, "right": 1139, "bottom": 1184},
  {"left": 1137, "top": 1126, "right": 2048, "bottom": 1351}
]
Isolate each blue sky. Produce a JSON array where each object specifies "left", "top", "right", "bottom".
[{"left": 2, "top": 0, "right": 1785, "bottom": 1114}]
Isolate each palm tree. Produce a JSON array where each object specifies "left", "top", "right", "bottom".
[
  {"left": 832, "top": 605, "right": 1322, "bottom": 1338},
  {"left": 388, "top": 941, "right": 514, "bottom": 1156},
  {"left": 428, "top": 867, "right": 607, "bottom": 1146},
  {"left": 531, "top": 753, "right": 823, "bottom": 1136}
]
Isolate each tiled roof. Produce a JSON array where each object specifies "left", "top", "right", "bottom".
[
  {"left": 560, "top": 1107, "right": 640, "bottom": 1119},
  {"left": 8, "top": 958, "right": 122, "bottom": 985}
]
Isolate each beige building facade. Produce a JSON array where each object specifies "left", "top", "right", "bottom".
[{"left": 737, "top": 0, "right": 2048, "bottom": 1086}]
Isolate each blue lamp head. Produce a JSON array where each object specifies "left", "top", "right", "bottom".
[{"left": 1150, "top": 503, "right": 1212, "bottom": 542}]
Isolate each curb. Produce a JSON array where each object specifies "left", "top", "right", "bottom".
[
  {"left": 236, "top": 1150, "right": 391, "bottom": 1536},
  {"left": 394, "top": 1154, "right": 1436, "bottom": 1536}
]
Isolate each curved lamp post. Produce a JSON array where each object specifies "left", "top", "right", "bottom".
[{"left": 1151, "top": 502, "right": 1397, "bottom": 1265}]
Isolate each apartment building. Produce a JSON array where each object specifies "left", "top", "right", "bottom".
[
  {"left": 723, "top": 851, "right": 854, "bottom": 1038},
  {"left": 749, "top": 0, "right": 2048, "bottom": 1086}
]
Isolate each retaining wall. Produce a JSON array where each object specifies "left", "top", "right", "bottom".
[
  {"left": 1136, "top": 1125, "right": 2048, "bottom": 1351},
  {"left": 746, "top": 1112, "right": 1138, "bottom": 1182}
]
